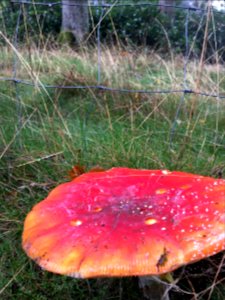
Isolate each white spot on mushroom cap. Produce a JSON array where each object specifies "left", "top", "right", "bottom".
[
  {"left": 70, "top": 220, "right": 82, "bottom": 226},
  {"left": 145, "top": 218, "right": 157, "bottom": 225},
  {"left": 162, "top": 170, "right": 171, "bottom": 175},
  {"left": 161, "top": 227, "right": 167, "bottom": 231}
]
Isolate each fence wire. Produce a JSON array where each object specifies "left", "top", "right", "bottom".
[
  {"left": 1, "top": 0, "right": 225, "bottom": 147},
  {"left": 9, "top": 0, "right": 225, "bottom": 14}
]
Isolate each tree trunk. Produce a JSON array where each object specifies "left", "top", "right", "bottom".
[
  {"left": 61, "top": 0, "right": 89, "bottom": 44},
  {"left": 158, "top": 0, "right": 176, "bottom": 15}
]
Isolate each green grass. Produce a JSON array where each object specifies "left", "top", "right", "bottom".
[{"left": 0, "top": 45, "right": 225, "bottom": 299}]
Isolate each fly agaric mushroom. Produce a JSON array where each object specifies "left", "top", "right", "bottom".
[{"left": 22, "top": 168, "right": 225, "bottom": 299}]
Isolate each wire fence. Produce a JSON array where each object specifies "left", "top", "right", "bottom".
[
  {"left": 1, "top": 0, "right": 225, "bottom": 146},
  {"left": 1, "top": 0, "right": 225, "bottom": 96}
]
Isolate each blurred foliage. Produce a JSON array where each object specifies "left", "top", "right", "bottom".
[
  {"left": 0, "top": 0, "right": 225, "bottom": 60},
  {"left": 0, "top": 0, "right": 61, "bottom": 41}
]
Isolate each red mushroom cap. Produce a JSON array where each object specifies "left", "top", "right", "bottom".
[{"left": 22, "top": 168, "right": 225, "bottom": 278}]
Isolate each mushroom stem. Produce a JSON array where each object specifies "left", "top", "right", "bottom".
[{"left": 138, "top": 276, "right": 170, "bottom": 300}]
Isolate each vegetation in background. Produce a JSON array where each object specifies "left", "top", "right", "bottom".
[{"left": 1, "top": 0, "right": 225, "bottom": 61}]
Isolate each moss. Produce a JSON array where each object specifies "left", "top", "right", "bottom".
[{"left": 57, "top": 31, "right": 75, "bottom": 46}]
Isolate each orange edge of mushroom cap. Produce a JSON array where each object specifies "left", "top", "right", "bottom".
[{"left": 22, "top": 167, "right": 225, "bottom": 278}]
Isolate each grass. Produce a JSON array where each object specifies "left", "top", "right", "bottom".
[{"left": 0, "top": 43, "right": 225, "bottom": 299}]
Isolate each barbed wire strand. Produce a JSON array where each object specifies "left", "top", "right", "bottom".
[
  {"left": 10, "top": 0, "right": 225, "bottom": 15},
  {"left": 1, "top": 77, "right": 225, "bottom": 99}
]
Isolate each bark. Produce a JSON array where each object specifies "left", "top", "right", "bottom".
[
  {"left": 61, "top": 0, "right": 89, "bottom": 44},
  {"left": 158, "top": 0, "right": 176, "bottom": 15}
]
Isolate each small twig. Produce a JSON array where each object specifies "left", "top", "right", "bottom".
[
  {"left": 186, "top": 277, "right": 198, "bottom": 300},
  {"left": 0, "top": 263, "right": 27, "bottom": 295},
  {"left": 15, "top": 151, "right": 64, "bottom": 167},
  {"left": 207, "top": 253, "right": 225, "bottom": 300},
  {"left": 0, "top": 218, "right": 23, "bottom": 224},
  {"left": 190, "top": 0, "right": 212, "bottom": 117},
  {"left": 0, "top": 109, "right": 37, "bottom": 160},
  {"left": 196, "top": 1, "right": 212, "bottom": 92}
]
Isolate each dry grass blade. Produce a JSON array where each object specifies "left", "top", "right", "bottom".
[{"left": 0, "top": 263, "right": 27, "bottom": 295}]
